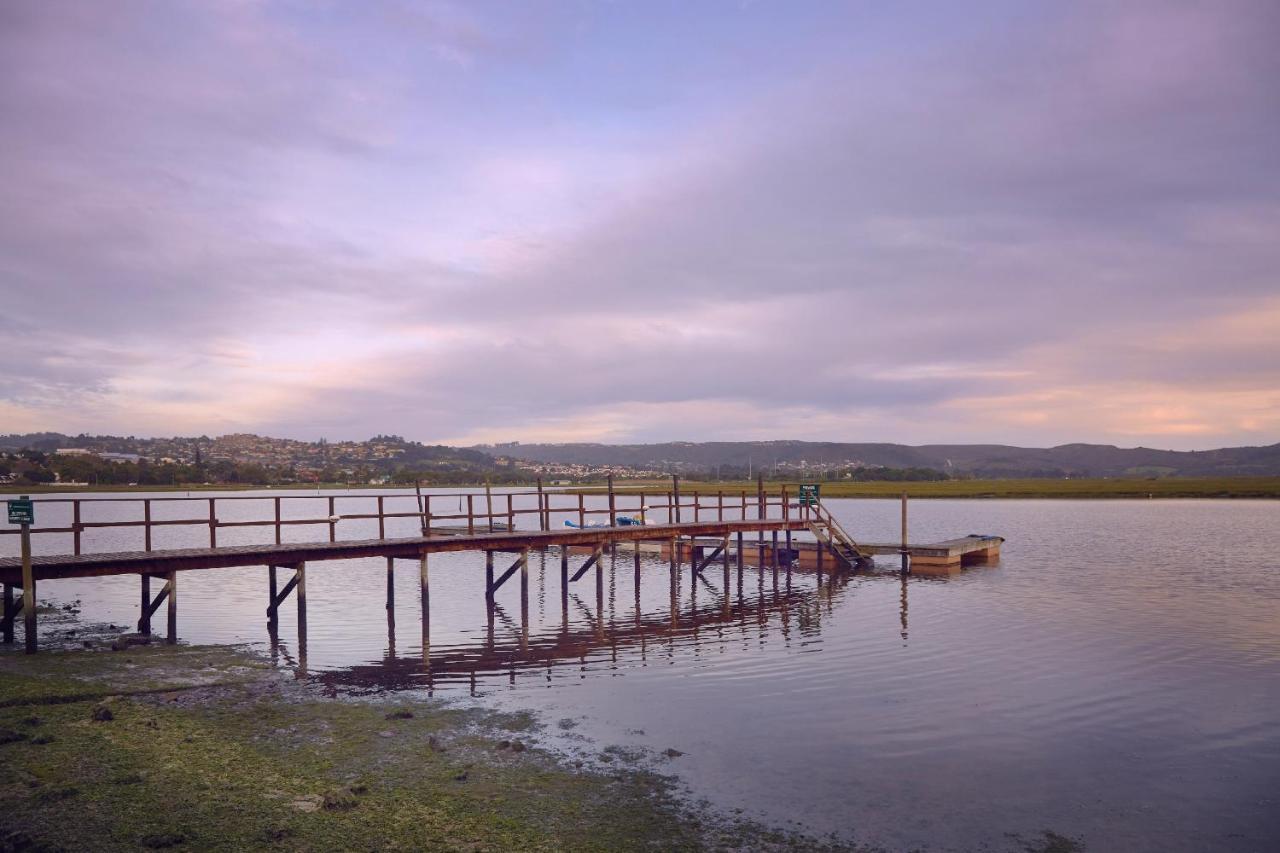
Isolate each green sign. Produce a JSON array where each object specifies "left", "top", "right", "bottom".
[
  {"left": 798, "top": 484, "right": 820, "bottom": 506},
  {"left": 7, "top": 497, "right": 34, "bottom": 526}
]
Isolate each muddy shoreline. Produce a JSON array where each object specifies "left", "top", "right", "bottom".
[{"left": 0, "top": 612, "right": 865, "bottom": 852}]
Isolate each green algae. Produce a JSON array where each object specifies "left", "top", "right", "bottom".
[{"left": 0, "top": 645, "right": 855, "bottom": 852}]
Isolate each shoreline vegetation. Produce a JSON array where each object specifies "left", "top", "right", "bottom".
[
  {"left": 0, "top": 623, "right": 1085, "bottom": 853},
  {"left": 0, "top": 636, "right": 854, "bottom": 852},
  {"left": 573, "top": 476, "right": 1280, "bottom": 500},
  {"left": 5, "top": 476, "right": 1280, "bottom": 499}
]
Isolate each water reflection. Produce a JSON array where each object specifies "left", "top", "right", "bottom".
[{"left": 310, "top": 553, "right": 863, "bottom": 696}]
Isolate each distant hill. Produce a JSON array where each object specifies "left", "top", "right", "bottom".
[{"left": 475, "top": 440, "right": 1280, "bottom": 479}]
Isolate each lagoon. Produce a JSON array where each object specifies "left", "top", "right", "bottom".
[{"left": 4, "top": 491, "right": 1278, "bottom": 851}]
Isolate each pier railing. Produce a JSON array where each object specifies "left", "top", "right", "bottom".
[{"left": 1, "top": 482, "right": 818, "bottom": 557}]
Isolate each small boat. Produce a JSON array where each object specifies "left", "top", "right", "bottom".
[{"left": 563, "top": 516, "right": 654, "bottom": 529}]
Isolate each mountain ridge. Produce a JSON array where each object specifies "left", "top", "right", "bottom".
[{"left": 476, "top": 440, "right": 1280, "bottom": 478}]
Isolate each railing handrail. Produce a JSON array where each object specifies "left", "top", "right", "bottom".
[{"left": 0, "top": 485, "right": 797, "bottom": 557}]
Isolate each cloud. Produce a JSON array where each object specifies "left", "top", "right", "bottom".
[{"left": 0, "top": 1, "right": 1276, "bottom": 449}]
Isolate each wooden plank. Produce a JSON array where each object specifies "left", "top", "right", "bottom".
[{"left": 0, "top": 518, "right": 828, "bottom": 584}]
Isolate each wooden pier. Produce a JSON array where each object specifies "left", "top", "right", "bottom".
[{"left": 1, "top": 479, "right": 1000, "bottom": 652}]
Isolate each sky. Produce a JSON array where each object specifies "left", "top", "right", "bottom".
[{"left": 1, "top": 0, "right": 1278, "bottom": 450}]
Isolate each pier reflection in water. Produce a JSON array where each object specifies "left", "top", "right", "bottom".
[{"left": 267, "top": 547, "right": 885, "bottom": 694}]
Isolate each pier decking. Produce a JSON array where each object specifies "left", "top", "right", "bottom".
[{"left": 1, "top": 479, "right": 1000, "bottom": 652}]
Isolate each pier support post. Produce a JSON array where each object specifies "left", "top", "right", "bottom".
[
  {"left": 267, "top": 565, "right": 278, "bottom": 631},
  {"left": 165, "top": 570, "right": 177, "bottom": 644},
  {"left": 295, "top": 563, "right": 306, "bottom": 634},
  {"left": 722, "top": 534, "right": 731, "bottom": 595},
  {"left": 420, "top": 553, "right": 430, "bottom": 657},
  {"left": 21, "top": 522, "right": 35, "bottom": 654},
  {"left": 136, "top": 573, "right": 174, "bottom": 640},
  {"left": 266, "top": 563, "right": 305, "bottom": 635},
  {"left": 560, "top": 547, "right": 569, "bottom": 607},
  {"left": 485, "top": 551, "right": 495, "bottom": 601},
  {"left": 387, "top": 557, "right": 395, "bottom": 610},
  {"left": 139, "top": 574, "right": 151, "bottom": 635},
  {"left": 520, "top": 548, "right": 530, "bottom": 647},
  {"left": 2, "top": 584, "right": 16, "bottom": 644}
]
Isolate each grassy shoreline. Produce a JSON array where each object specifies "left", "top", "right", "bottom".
[
  {"left": 7, "top": 476, "right": 1280, "bottom": 499},
  {"left": 572, "top": 476, "right": 1280, "bottom": 500},
  {"left": 0, "top": 640, "right": 857, "bottom": 852}
]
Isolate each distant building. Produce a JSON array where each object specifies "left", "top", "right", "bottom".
[{"left": 55, "top": 448, "right": 92, "bottom": 456}]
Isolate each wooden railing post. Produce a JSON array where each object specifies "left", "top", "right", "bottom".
[
  {"left": 377, "top": 495, "right": 385, "bottom": 540},
  {"left": 578, "top": 494, "right": 585, "bottom": 528},
  {"left": 73, "top": 499, "right": 81, "bottom": 555},
  {"left": 274, "top": 497, "right": 282, "bottom": 545},
  {"left": 143, "top": 499, "right": 152, "bottom": 551},
  {"left": 607, "top": 474, "right": 616, "bottom": 526},
  {"left": 537, "top": 478, "right": 546, "bottom": 531},
  {"left": 327, "top": 496, "right": 337, "bottom": 542},
  {"left": 673, "top": 475, "right": 681, "bottom": 524},
  {"left": 693, "top": 491, "right": 700, "bottom": 523},
  {"left": 485, "top": 481, "right": 494, "bottom": 533},
  {"left": 507, "top": 494, "right": 514, "bottom": 531},
  {"left": 208, "top": 498, "right": 217, "bottom": 548},
  {"left": 717, "top": 491, "right": 724, "bottom": 522},
  {"left": 467, "top": 495, "right": 475, "bottom": 535},
  {"left": 424, "top": 495, "right": 432, "bottom": 537}
]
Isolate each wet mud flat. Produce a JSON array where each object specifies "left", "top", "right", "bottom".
[
  {"left": 0, "top": 623, "right": 862, "bottom": 852},
  {"left": 0, "top": 611, "right": 1087, "bottom": 853}
]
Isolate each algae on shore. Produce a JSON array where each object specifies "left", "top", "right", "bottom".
[{"left": 0, "top": 643, "right": 853, "bottom": 852}]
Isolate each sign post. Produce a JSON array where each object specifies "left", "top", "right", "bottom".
[{"left": 8, "top": 496, "right": 35, "bottom": 653}]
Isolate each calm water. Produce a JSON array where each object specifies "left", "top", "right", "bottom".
[{"left": 4, "top": 490, "right": 1279, "bottom": 852}]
